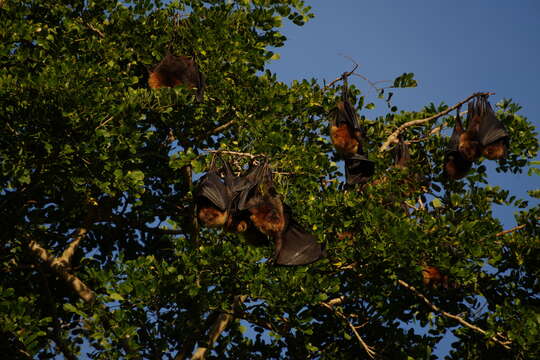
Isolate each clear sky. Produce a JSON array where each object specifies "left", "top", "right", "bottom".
[{"left": 267, "top": 1, "right": 539, "bottom": 357}]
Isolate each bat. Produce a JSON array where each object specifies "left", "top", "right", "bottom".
[
  {"left": 148, "top": 53, "right": 205, "bottom": 101},
  {"left": 457, "top": 101, "right": 482, "bottom": 162},
  {"left": 477, "top": 96, "right": 509, "bottom": 160},
  {"left": 393, "top": 137, "right": 411, "bottom": 169},
  {"left": 422, "top": 266, "right": 449, "bottom": 289},
  {"left": 231, "top": 161, "right": 324, "bottom": 265},
  {"left": 445, "top": 107, "right": 473, "bottom": 179},
  {"left": 329, "top": 78, "right": 375, "bottom": 184}
]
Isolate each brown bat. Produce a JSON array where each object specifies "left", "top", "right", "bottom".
[
  {"left": 329, "top": 78, "right": 374, "bottom": 184},
  {"left": 476, "top": 95, "right": 509, "bottom": 160},
  {"left": 148, "top": 53, "right": 205, "bottom": 101},
  {"left": 445, "top": 107, "right": 473, "bottom": 179}
]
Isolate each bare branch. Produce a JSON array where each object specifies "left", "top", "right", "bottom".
[
  {"left": 398, "top": 279, "right": 511, "bottom": 349},
  {"left": 205, "top": 149, "right": 265, "bottom": 159},
  {"left": 87, "top": 23, "right": 105, "bottom": 38},
  {"left": 191, "top": 295, "right": 247, "bottom": 360},
  {"left": 496, "top": 223, "right": 527, "bottom": 237},
  {"left": 323, "top": 64, "right": 359, "bottom": 91},
  {"left": 379, "top": 92, "right": 495, "bottom": 151},
  {"left": 320, "top": 301, "right": 376, "bottom": 358}
]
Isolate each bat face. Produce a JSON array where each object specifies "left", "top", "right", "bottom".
[
  {"left": 198, "top": 205, "right": 229, "bottom": 228},
  {"left": 458, "top": 132, "right": 481, "bottom": 162},
  {"left": 482, "top": 139, "right": 507, "bottom": 160},
  {"left": 422, "top": 266, "right": 449, "bottom": 289},
  {"left": 248, "top": 196, "right": 286, "bottom": 235}
]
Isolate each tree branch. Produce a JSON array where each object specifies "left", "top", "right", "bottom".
[
  {"left": 323, "top": 64, "right": 359, "bottom": 91},
  {"left": 204, "top": 149, "right": 265, "bottom": 159},
  {"left": 320, "top": 300, "right": 376, "bottom": 359},
  {"left": 379, "top": 92, "right": 495, "bottom": 151},
  {"left": 191, "top": 295, "right": 247, "bottom": 360},
  {"left": 27, "top": 239, "right": 96, "bottom": 304},
  {"left": 397, "top": 279, "right": 511, "bottom": 350}
]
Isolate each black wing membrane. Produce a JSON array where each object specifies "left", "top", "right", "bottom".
[
  {"left": 444, "top": 107, "right": 473, "bottom": 179},
  {"left": 196, "top": 171, "right": 230, "bottom": 211},
  {"left": 275, "top": 218, "right": 325, "bottom": 266},
  {"left": 477, "top": 96, "right": 509, "bottom": 146},
  {"left": 344, "top": 154, "right": 375, "bottom": 185},
  {"left": 275, "top": 206, "right": 325, "bottom": 266}
]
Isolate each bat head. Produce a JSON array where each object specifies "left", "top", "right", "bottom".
[
  {"left": 458, "top": 132, "right": 481, "bottom": 161},
  {"left": 482, "top": 139, "right": 507, "bottom": 160},
  {"left": 197, "top": 200, "right": 229, "bottom": 228},
  {"left": 444, "top": 152, "right": 472, "bottom": 180},
  {"left": 330, "top": 123, "right": 359, "bottom": 157}
]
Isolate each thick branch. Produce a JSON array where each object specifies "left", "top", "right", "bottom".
[
  {"left": 191, "top": 295, "right": 247, "bottom": 360},
  {"left": 397, "top": 279, "right": 511, "bottom": 349},
  {"left": 27, "top": 240, "right": 96, "bottom": 304},
  {"left": 379, "top": 92, "right": 495, "bottom": 151}
]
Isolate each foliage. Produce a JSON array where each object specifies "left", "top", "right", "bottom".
[{"left": 0, "top": 1, "right": 538, "bottom": 359}]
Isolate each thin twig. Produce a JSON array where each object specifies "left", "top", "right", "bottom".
[
  {"left": 87, "top": 23, "right": 105, "bottom": 38},
  {"left": 379, "top": 92, "right": 495, "bottom": 151},
  {"left": 96, "top": 116, "right": 113, "bottom": 130},
  {"left": 204, "top": 149, "right": 265, "bottom": 159},
  {"left": 397, "top": 279, "right": 511, "bottom": 349},
  {"left": 320, "top": 301, "right": 376, "bottom": 358},
  {"left": 323, "top": 64, "right": 359, "bottom": 91}
]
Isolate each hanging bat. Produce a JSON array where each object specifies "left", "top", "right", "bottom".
[
  {"left": 456, "top": 100, "right": 482, "bottom": 162},
  {"left": 329, "top": 78, "right": 374, "bottom": 184},
  {"left": 445, "top": 107, "right": 473, "bottom": 179},
  {"left": 477, "top": 96, "right": 509, "bottom": 160},
  {"left": 422, "top": 266, "right": 449, "bottom": 289},
  {"left": 148, "top": 53, "right": 205, "bottom": 101},
  {"left": 393, "top": 137, "right": 411, "bottom": 169}
]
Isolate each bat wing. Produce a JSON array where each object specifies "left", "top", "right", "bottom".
[
  {"left": 235, "top": 162, "right": 270, "bottom": 211},
  {"left": 196, "top": 172, "right": 230, "bottom": 211},
  {"left": 275, "top": 218, "right": 325, "bottom": 266},
  {"left": 478, "top": 100, "right": 508, "bottom": 146},
  {"left": 344, "top": 154, "right": 375, "bottom": 185}
]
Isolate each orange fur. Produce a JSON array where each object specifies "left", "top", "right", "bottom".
[
  {"left": 330, "top": 124, "right": 359, "bottom": 156},
  {"left": 482, "top": 140, "right": 507, "bottom": 160},
  {"left": 249, "top": 197, "right": 285, "bottom": 235},
  {"left": 458, "top": 132, "right": 481, "bottom": 161},
  {"left": 422, "top": 266, "right": 448, "bottom": 289},
  {"left": 198, "top": 207, "right": 228, "bottom": 228}
]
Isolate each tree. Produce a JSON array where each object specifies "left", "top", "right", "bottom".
[{"left": 1, "top": 1, "right": 538, "bottom": 359}]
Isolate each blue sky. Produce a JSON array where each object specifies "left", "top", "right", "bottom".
[
  {"left": 268, "top": 0, "right": 540, "bottom": 229},
  {"left": 267, "top": 1, "right": 539, "bottom": 357}
]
